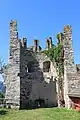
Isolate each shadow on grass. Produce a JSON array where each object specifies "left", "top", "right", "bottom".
[{"left": 0, "top": 110, "right": 8, "bottom": 116}]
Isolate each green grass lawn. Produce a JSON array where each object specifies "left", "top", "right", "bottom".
[{"left": 0, "top": 108, "right": 80, "bottom": 120}]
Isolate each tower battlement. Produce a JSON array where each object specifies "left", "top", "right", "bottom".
[
  {"left": 64, "top": 25, "right": 72, "bottom": 32},
  {"left": 9, "top": 20, "right": 54, "bottom": 52}
]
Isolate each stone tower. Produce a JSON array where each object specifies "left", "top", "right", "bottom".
[
  {"left": 5, "top": 20, "right": 58, "bottom": 109},
  {"left": 5, "top": 20, "right": 21, "bottom": 108},
  {"left": 5, "top": 20, "right": 80, "bottom": 109},
  {"left": 63, "top": 25, "right": 76, "bottom": 108}
]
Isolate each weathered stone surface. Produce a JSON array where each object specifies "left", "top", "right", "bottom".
[
  {"left": 5, "top": 21, "right": 80, "bottom": 109},
  {"left": 5, "top": 21, "right": 20, "bottom": 108},
  {"left": 5, "top": 20, "right": 58, "bottom": 109},
  {"left": 67, "top": 73, "right": 80, "bottom": 97},
  {"left": 20, "top": 48, "right": 57, "bottom": 108},
  {"left": 63, "top": 25, "right": 77, "bottom": 108}
]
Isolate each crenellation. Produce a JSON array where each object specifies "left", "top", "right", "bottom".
[
  {"left": 21, "top": 38, "right": 27, "bottom": 48},
  {"left": 64, "top": 25, "right": 72, "bottom": 33},
  {"left": 46, "top": 37, "right": 52, "bottom": 49},
  {"left": 57, "top": 32, "right": 64, "bottom": 44},
  {"left": 33, "top": 39, "right": 41, "bottom": 52}
]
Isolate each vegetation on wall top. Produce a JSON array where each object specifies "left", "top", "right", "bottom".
[{"left": 43, "top": 35, "right": 64, "bottom": 76}]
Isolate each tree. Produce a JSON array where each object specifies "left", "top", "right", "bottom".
[
  {"left": 0, "top": 58, "right": 6, "bottom": 94},
  {"left": 0, "top": 92, "right": 4, "bottom": 98},
  {"left": 0, "top": 58, "right": 5, "bottom": 74}
]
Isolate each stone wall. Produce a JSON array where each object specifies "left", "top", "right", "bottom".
[
  {"left": 5, "top": 20, "right": 80, "bottom": 109},
  {"left": 63, "top": 25, "right": 76, "bottom": 108},
  {"left": 68, "top": 73, "right": 80, "bottom": 97},
  {"left": 5, "top": 20, "right": 21, "bottom": 108},
  {"left": 4, "top": 20, "right": 62, "bottom": 109},
  {"left": 20, "top": 47, "right": 58, "bottom": 108}
]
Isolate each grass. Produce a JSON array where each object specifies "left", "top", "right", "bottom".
[{"left": 0, "top": 108, "right": 80, "bottom": 120}]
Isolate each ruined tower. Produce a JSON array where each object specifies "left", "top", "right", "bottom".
[
  {"left": 5, "top": 20, "right": 79, "bottom": 109},
  {"left": 5, "top": 20, "right": 58, "bottom": 109},
  {"left": 5, "top": 20, "right": 21, "bottom": 108},
  {"left": 63, "top": 25, "right": 76, "bottom": 108}
]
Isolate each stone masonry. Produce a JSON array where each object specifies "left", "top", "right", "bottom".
[
  {"left": 5, "top": 20, "right": 58, "bottom": 109},
  {"left": 4, "top": 20, "right": 80, "bottom": 109}
]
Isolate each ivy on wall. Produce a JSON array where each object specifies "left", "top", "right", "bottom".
[
  {"left": 42, "top": 35, "right": 64, "bottom": 77},
  {"left": 43, "top": 34, "right": 65, "bottom": 107}
]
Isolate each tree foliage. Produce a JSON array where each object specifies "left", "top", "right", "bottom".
[
  {"left": 0, "top": 58, "right": 4, "bottom": 74},
  {"left": 0, "top": 92, "right": 4, "bottom": 98},
  {"left": 0, "top": 58, "right": 6, "bottom": 75}
]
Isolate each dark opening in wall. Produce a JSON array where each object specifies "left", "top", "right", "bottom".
[
  {"left": 34, "top": 99, "right": 45, "bottom": 108},
  {"left": 24, "top": 42, "right": 26, "bottom": 47},
  {"left": 27, "top": 62, "right": 35, "bottom": 73},
  {"left": 35, "top": 40, "right": 38, "bottom": 46},
  {"left": 34, "top": 40, "right": 39, "bottom": 46},
  {"left": 17, "top": 73, "right": 20, "bottom": 76},
  {"left": 43, "top": 61, "right": 50, "bottom": 72}
]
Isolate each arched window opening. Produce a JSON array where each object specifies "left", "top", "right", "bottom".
[{"left": 43, "top": 61, "right": 50, "bottom": 72}]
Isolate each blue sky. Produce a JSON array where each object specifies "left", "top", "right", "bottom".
[{"left": 0, "top": 0, "right": 80, "bottom": 65}]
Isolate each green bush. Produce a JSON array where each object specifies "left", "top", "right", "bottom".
[{"left": 0, "top": 92, "right": 4, "bottom": 98}]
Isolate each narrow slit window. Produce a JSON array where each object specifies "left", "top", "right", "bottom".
[{"left": 27, "top": 62, "right": 35, "bottom": 73}]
